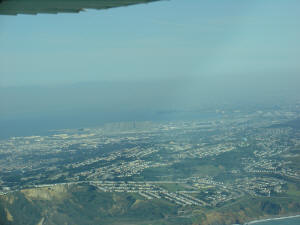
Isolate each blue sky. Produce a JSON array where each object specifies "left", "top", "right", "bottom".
[{"left": 1, "top": 0, "right": 299, "bottom": 87}]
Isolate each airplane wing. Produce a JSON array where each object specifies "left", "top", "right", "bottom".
[{"left": 0, "top": 0, "right": 161, "bottom": 15}]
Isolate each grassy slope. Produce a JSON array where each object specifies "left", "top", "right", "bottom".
[
  {"left": 0, "top": 184, "right": 300, "bottom": 225},
  {"left": 193, "top": 196, "right": 300, "bottom": 225},
  {"left": 0, "top": 184, "right": 180, "bottom": 225}
]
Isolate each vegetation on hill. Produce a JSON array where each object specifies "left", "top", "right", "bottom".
[{"left": 1, "top": 184, "right": 300, "bottom": 225}]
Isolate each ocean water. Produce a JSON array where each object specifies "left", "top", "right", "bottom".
[{"left": 246, "top": 216, "right": 300, "bottom": 225}]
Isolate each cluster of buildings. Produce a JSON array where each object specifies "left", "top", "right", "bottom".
[{"left": 0, "top": 108, "right": 299, "bottom": 209}]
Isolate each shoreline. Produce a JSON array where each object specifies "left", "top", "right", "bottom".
[{"left": 243, "top": 214, "right": 300, "bottom": 225}]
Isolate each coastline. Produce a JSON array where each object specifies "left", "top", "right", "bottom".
[{"left": 243, "top": 214, "right": 300, "bottom": 225}]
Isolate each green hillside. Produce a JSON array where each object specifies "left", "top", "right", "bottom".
[{"left": 1, "top": 184, "right": 300, "bottom": 225}]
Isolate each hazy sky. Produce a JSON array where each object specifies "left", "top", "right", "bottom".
[
  {"left": 0, "top": 0, "right": 300, "bottom": 136},
  {"left": 1, "top": 0, "right": 299, "bottom": 86}
]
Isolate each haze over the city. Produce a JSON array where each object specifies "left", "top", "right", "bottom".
[
  {"left": 1, "top": 0, "right": 300, "bottom": 137},
  {"left": 1, "top": 1, "right": 300, "bottom": 225}
]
